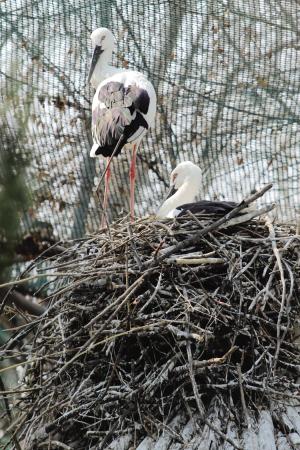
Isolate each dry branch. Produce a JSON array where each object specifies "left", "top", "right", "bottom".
[{"left": 2, "top": 196, "right": 300, "bottom": 449}]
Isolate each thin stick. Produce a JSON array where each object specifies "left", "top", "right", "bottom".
[
  {"left": 0, "top": 273, "right": 72, "bottom": 289},
  {"left": 237, "top": 363, "right": 249, "bottom": 427},
  {"left": 221, "top": 204, "right": 275, "bottom": 228},
  {"left": 165, "top": 257, "right": 225, "bottom": 265},
  {"left": 265, "top": 216, "right": 287, "bottom": 371}
]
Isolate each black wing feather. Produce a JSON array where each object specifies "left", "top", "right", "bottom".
[
  {"left": 177, "top": 200, "right": 238, "bottom": 217},
  {"left": 126, "top": 85, "right": 150, "bottom": 114}
]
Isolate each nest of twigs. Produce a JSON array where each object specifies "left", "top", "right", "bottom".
[{"left": 4, "top": 186, "right": 300, "bottom": 449}]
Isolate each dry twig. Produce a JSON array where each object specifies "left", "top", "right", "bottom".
[{"left": 2, "top": 189, "right": 300, "bottom": 449}]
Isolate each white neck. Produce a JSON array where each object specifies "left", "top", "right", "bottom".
[
  {"left": 90, "top": 48, "right": 119, "bottom": 88},
  {"left": 157, "top": 182, "right": 199, "bottom": 218}
]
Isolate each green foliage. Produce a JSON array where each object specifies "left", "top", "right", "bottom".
[
  {"left": 0, "top": 62, "right": 33, "bottom": 281},
  {"left": 0, "top": 150, "right": 29, "bottom": 281}
]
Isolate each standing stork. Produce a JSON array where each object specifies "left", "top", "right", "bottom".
[{"left": 88, "top": 27, "right": 157, "bottom": 223}]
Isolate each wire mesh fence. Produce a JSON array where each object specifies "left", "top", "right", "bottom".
[{"left": 1, "top": 0, "right": 300, "bottom": 239}]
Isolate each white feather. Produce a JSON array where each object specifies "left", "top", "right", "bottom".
[
  {"left": 90, "top": 143, "right": 99, "bottom": 158},
  {"left": 156, "top": 161, "right": 203, "bottom": 218}
]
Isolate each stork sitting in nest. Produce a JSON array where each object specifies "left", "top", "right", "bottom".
[{"left": 157, "top": 161, "right": 242, "bottom": 219}]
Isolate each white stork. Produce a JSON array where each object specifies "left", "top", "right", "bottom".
[
  {"left": 88, "top": 27, "right": 157, "bottom": 223},
  {"left": 156, "top": 161, "right": 238, "bottom": 218}
]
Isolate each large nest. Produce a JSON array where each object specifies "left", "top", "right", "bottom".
[{"left": 4, "top": 191, "right": 300, "bottom": 449}]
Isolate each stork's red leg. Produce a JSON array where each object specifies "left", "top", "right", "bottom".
[
  {"left": 129, "top": 144, "right": 137, "bottom": 222},
  {"left": 101, "top": 159, "right": 111, "bottom": 228}
]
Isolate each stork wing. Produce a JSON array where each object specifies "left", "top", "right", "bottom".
[
  {"left": 91, "top": 80, "right": 150, "bottom": 157},
  {"left": 98, "top": 81, "right": 150, "bottom": 114},
  {"left": 177, "top": 200, "right": 238, "bottom": 217},
  {"left": 98, "top": 82, "right": 129, "bottom": 108},
  {"left": 125, "top": 85, "right": 150, "bottom": 114},
  {"left": 92, "top": 107, "right": 132, "bottom": 147}
]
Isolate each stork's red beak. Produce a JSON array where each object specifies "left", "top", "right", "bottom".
[{"left": 87, "top": 45, "right": 104, "bottom": 84}]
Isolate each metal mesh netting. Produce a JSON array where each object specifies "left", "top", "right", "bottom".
[{"left": 1, "top": 0, "right": 300, "bottom": 239}]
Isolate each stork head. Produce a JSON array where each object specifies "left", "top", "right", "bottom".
[
  {"left": 156, "top": 161, "right": 203, "bottom": 218},
  {"left": 88, "top": 28, "right": 116, "bottom": 85},
  {"left": 168, "top": 161, "right": 202, "bottom": 195},
  {"left": 90, "top": 28, "right": 115, "bottom": 52}
]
